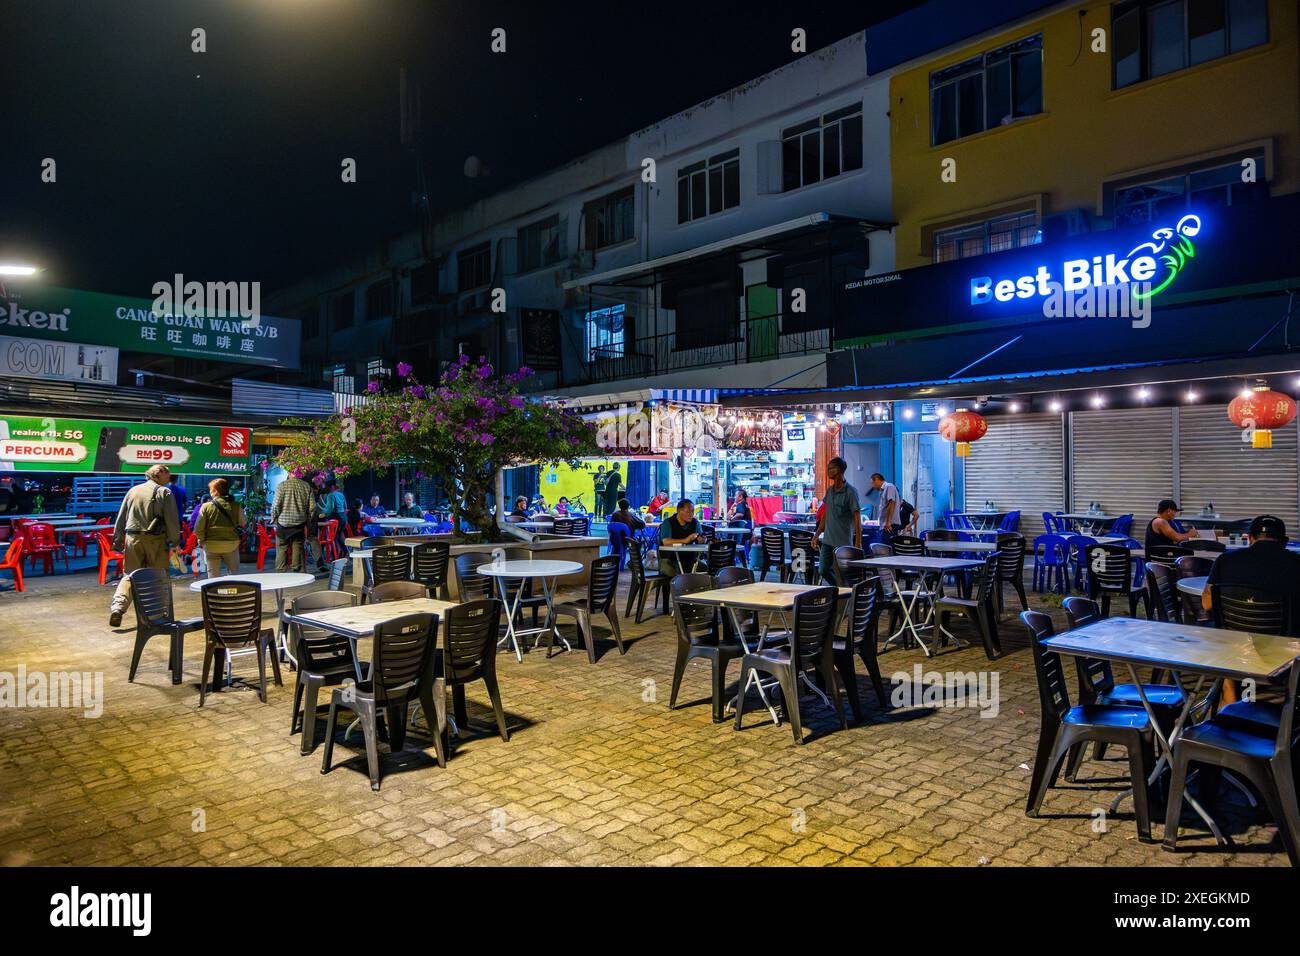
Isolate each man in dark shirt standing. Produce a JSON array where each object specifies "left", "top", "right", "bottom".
[
  {"left": 603, "top": 464, "right": 623, "bottom": 519},
  {"left": 1203, "top": 515, "right": 1300, "bottom": 629},
  {"left": 592, "top": 465, "right": 608, "bottom": 520}
]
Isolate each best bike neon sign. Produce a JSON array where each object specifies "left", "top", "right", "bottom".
[{"left": 970, "top": 214, "right": 1202, "bottom": 306}]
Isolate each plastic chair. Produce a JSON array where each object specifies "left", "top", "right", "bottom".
[
  {"left": 95, "top": 532, "right": 124, "bottom": 585},
  {"left": 1020, "top": 610, "right": 1157, "bottom": 842},
  {"left": 1063, "top": 534, "right": 1096, "bottom": 591},
  {"left": 0, "top": 537, "right": 26, "bottom": 592},
  {"left": 997, "top": 511, "right": 1020, "bottom": 532},
  {"left": 255, "top": 523, "right": 276, "bottom": 571},
  {"left": 453, "top": 552, "right": 495, "bottom": 601},
  {"left": 316, "top": 519, "right": 341, "bottom": 563},
  {"left": 23, "top": 522, "right": 68, "bottom": 574},
  {"left": 668, "top": 573, "right": 738, "bottom": 722},
  {"left": 127, "top": 567, "right": 204, "bottom": 685},
  {"left": 758, "top": 527, "right": 787, "bottom": 583},
  {"left": 706, "top": 539, "right": 737, "bottom": 575},
  {"left": 788, "top": 529, "right": 818, "bottom": 584},
  {"left": 569, "top": 516, "right": 590, "bottom": 537},
  {"left": 625, "top": 541, "right": 667, "bottom": 622},
  {"left": 1110, "top": 514, "right": 1134, "bottom": 537},
  {"left": 367, "top": 546, "right": 413, "bottom": 600},
  {"left": 935, "top": 552, "right": 1003, "bottom": 659},
  {"left": 198, "top": 580, "right": 282, "bottom": 705},
  {"left": 1032, "top": 533, "right": 1069, "bottom": 594},
  {"left": 370, "top": 581, "right": 427, "bottom": 603},
  {"left": 412, "top": 542, "right": 451, "bottom": 600},
  {"left": 994, "top": 533, "right": 1029, "bottom": 612},
  {"left": 177, "top": 529, "right": 200, "bottom": 576},
  {"left": 1084, "top": 543, "right": 1146, "bottom": 618},
  {"left": 289, "top": 590, "right": 361, "bottom": 754},
  {"left": 550, "top": 554, "right": 624, "bottom": 662},
  {"left": 442, "top": 599, "right": 509, "bottom": 743},
  {"left": 327, "top": 557, "right": 348, "bottom": 591},
  {"left": 835, "top": 577, "right": 887, "bottom": 718},
  {"left": 607, "top": 522, "right": 631, "bottom": 569}
]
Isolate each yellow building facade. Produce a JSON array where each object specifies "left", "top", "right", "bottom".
[{"left": 889, "top": 0, "right": 1300, "bottom": 269}]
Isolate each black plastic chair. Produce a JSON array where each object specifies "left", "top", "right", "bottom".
[
  {"left": 1174, "top": 554, "right": 1213, "bottom": 624},
  {"left": 412, "top": 542, "right": 451, "bottom": 600},
  {"left": 454, "top": 552, "right": 495, "bottom": 601},
  {"left": 1175, "top": 554, "right": 1214, "bottom": 578},
  {"left": 925, "top": 529, "right": 960, "bottom": 542},
  {"left": 1144, "top": 563, "right": 1182, "bottom": 624},
  {"left": 443, "top": 599, "right": 509, "bottom": 743},
  {"left": 370, "top": 580, "right": 427, "bottom": 603},
  {"left": 126, "top": 567, "right": 203, "bottom": 685},
  {"left": 1187, "top": 538, "right": 1227, "bottom": 553},
  {"left": 735, "top": 586, "right": 846, "bottom": 744},
  {"left": 706, "top": 539, "right": 737, "bottom": 575},
  {"left": 320, "top": 612, "right": 446, "bottom": 790},
  {"left": 1084, "top": 543, "right": 1147, "bottom": 618},
  {"left": 1210, "top": 584, "right": 1289, "bottom": 635},
  {"left": 360, "top": 536, "right": 394, "bottom": 550},
  {"left": 1164, "top": 658, "right": 1300, "bottom": 866},
  {"left": 935, "top": 551, "right": 1002, "bottom": 659},
  {"left": 994, "top": 532, "right": 1029, "bottom": 612},
  {"left": 549, "top": 554, "right": 624, "bottom": 662},
  {"left": 625, "top": 541, "right": 668, "bottom": 622},
  {"left": 788, "top": 529, "right": 818, "bottom": 584},
  {"left": 758, "top": 527, "right": 787, "bottom": 582},
  {"left": 569, "top": 516, "right": 589, "bottom": 536},
  {"left": 199, "top": 580, "right": 282, "bottom": 705},
  {"left": 367, "top": 545, "right": 412, "bottom": 601},
  {"left": 712, "top": 566, "right": 762, "bottom": 646},
  {"left": 833, "top": 545, "right": 867, "bottom": 587},
  {"left": 891, "top": 535, "right": 925, "bottom": 557},
  {"left": 1061, "top": 595, "right": 1182, "bottom": 780},
  {"left": 552, "top": 517, "right": 575, "bottom": 536},
  {"left": 327, "top": 557, "right": 348, "bottom": 592},
  {"left": 289, "top": 590, "right": 361, "bottom": 755},
  {"left": 1020, "top": 610, "right": 1157, "bottom": 842},
  {"left": 834, "top": 577, "right": 887, "bottom": 719},
  {"left": 1145, "top": 543, "right": 1193, "bottom": 568},
  {"left": 669, "top": 573, "right": 741, "bottom": 722}
]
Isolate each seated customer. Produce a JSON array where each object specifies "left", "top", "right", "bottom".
[
  {"left": 657, "top": 498, "right": 703, "bottom": 580},
  {"left": 646, "top": 488, "right": 670, "bottom": 515},
  {"left": 398, "top": 492, "right": 423, "bottom": 518},
  {"left": 346, "top": 498, "right": 364, "bottom": 531},
  {"left": 1144, "top": 499, "right": 1200, "bottom": 550},
  {"left": 553, "top": 497, "right": 570, "bottom": 516},
  {"left": 361, "top": 495, "right": 386, "bottom": 519},
  {"left": 508, "top": 496, "right": 530, "bottom": 521},
  {"left": 608, "top": 498, "right": 645, "bottom": 533}
]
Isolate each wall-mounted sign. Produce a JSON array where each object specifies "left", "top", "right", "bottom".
[
  {"left": 0, "top": 415, "right": 252, "bottom": 475},
  {"left": 0, "top": 286, "right": 300, "bottom": 369},
  {"left": 0, "top": 335, "right": 118, "bottom": 384},
  {"left": 521, "top": 308, "right": 562, "bottom": 370}
]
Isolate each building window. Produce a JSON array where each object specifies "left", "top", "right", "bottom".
[
  {"left": 456, "top": 243, "right": 491, "bottom": 290},
  {"left": 330, "top": 290, "right": 354, "bottom": 331},
  {"left": 930, "top": 34, "right": 1042, "bottom": 146},
  {"left": 300, "top": 306, "right": 319, "bottom": 339},
  {"left": 1111, "top": 154, "right": 1266, "bottom": 225},
  {"left": 677, "top": 149, "right": 740, "bottom": 223},
  {"left": 782, "top": 104, "right": 864, "bottom": 191},
  {"left": 330, "top": 365, "right": 354, "bottom": 394},
  {"left": 365, "top": 281, "right": 392, "bottom": 321},
  {"left": 583, "top": 187, "right": 635, "bottom": 249},
  {"left": 933, "top": 211, "right": 1041, "bottom": 262},
  {"left": 1113, "top": 0, "right": 1268, "bottom": 89},
  {"left": 585, "top": 304, "right": 626, "bottom": 361},
  {"left": 366, "top": 358, "right": 389, "bottom": 383},
  {"left": 518, "top": 215, "right": 565, "bottom": 272}
]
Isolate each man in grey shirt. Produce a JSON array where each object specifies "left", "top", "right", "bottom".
[
  {"left": 109, "top": 464, "right": 182, "bottom": 627},
  {"left": 814, "top": 456, "right": 862, "bottom": 586},
  {"left": 872, "top": 473, "right": 902, "bottom": 539}
]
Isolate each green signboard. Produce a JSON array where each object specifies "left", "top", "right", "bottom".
[
  {"left": 0, "top": 415, "right": 252, "bottom": 475},
  {"left": 0, "top": 285, "right": 300, "bottom": 369}
]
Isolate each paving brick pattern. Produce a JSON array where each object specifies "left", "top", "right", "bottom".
[{"left": 0, "top": 567, "right": 1288, "bottom": 866}]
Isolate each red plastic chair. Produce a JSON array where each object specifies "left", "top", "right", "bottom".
[
  {"left": 0, "top": 537, "right": 25, "bottom": 591},
  {"left": 316, "top": 519, "right": 341, "bottom": 563},
  {"left": 96, "top": 532, "right": 124, "bottom": 585},
  {"left": 66, "top": 515, "right": 94, "bottom": 558},
  {"left": 255, "top": 523, "right": 276, "bottom": 571},
  {"left": 178, "top": 528, "right": 200, "bottom": 576},
  {"left": 24, "top": 522, "right": 69, "bottom": 574}
]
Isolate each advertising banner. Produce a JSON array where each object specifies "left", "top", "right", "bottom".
[
  {"left": 0, "top": 335, "right": 118, "bottom": 384},
  {"left": 0, "top": 415, "right": 252, "bottom": 475},
  {"left": 0, "top": 285, "right": 300, "bottom": 369}
]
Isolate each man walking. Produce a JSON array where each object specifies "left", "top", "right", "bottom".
[
  {"left": 109, "top": 464, "right": 182, "bottom": 627},
  {"left": 813, "top": 457, "right": 862, "bottom": 586},
  {"left": 270, "top": 471, "right": 314, "bottom": 573},
  {"left": 871, "top": 472, "right": 902, "bottom": 541}
]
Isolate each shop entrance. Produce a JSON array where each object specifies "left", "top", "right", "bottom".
[{"left": 902, "top": 431, "right": 953, "bottom": 534}]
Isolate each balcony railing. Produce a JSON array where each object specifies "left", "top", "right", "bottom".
[{"left": 583, "top": 315, "right": 829, "bottom": 385}]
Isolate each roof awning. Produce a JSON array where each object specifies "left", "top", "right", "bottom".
[
  {"left": 546, "top": 386, "right": 719, "bottom": 411},
  {"left": 562, "top": 213, "right": 893, "bottom": 291}
]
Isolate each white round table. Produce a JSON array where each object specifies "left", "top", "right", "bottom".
[
  {"left": 192, "top": 572, "right": 316, "bottom": 663},
  {"left": 477, "top": 559, "right": 582, "bottom": 661},
  {"left": 369, "top": 517, "right": 430, "bottom": 534},
  {"left": 659, "top": 543, "right": 708, "bottom": 575},
  {"left": 1176, "top": 575, "right": 1207, "bottom": 597}
]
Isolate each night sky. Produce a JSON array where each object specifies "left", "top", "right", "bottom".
[{"left": 2, "top": 0, "right": 922, "bottom": 298}]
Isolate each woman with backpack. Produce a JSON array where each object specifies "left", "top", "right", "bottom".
[{"left": 194, "top": 477, "right": 246, "bottom": 578}]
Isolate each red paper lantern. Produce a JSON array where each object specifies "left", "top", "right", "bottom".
[
  {"left": 1227, "top": 389, "right": 1296, "bottom": 449},
  {"left": 939, "top": 410, "right": 988, "bottom": 457}
]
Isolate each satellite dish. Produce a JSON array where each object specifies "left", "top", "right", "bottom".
[{"left": 463, "top": 156, "right": 490, "bottom": 178}]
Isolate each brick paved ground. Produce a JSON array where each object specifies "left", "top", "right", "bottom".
[{"left": 0, "top": 564, "right": 1289, "bottom": 867}]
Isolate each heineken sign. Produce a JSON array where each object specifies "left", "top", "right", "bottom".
[
  {"left": 0, "top": 285, "right": 300, "bottom": 369},
  {"left": 0, "top": 415, "right": 252, "bottom": 475}
]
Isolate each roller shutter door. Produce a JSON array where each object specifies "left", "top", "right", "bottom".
[
  {"left": 963, "top": 412, "right": 1064, "bottom": 540},
  {"left": 1070, "top": 408, "right": 1175, "bottom": 536},
  {"left": 1177, "top": 405, "right": 1298, "bottom": 533}
]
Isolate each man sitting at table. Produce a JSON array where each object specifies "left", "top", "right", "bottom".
[
  {"left": 508, "top": 496, "right": 530, "bottom": 521},
  {"left": 361, "top": 495, "right": 386, "bottom": 519},
  {"left": 398, "top": 492, "right": 424, "bottom": 518},
  {"left": 1144, "top": 499, "right": 1200, "bottom": 550},
  {"left": 609, "top": 497, "right": 645, "bottom": 533},
  {"left": 647, "top": 488, "right": 670, "bottom": 515},
  {"left": 657, "top": 499, "right": 703, "bottom": 585}
]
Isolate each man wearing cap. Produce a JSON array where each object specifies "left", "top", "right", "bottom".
[
  {"left": 1144, "top": 499, "right": 1200, "bottom": 550},
  {"left": 109, "top": 464, "right": 183, "bottom": 628}
]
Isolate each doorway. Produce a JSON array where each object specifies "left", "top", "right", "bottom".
[{"left": 902, "top": 431, "right": 953, "bottom": 534}]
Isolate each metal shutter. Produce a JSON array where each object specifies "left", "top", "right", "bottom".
[
  {"left": 963, "top": 412, "right": 1064, "bottom": 540},
  {"left": 1177, "top": 405, "right": 1299, "bottom": 532},
  {"left": 1070, "top": 408, "right": 1174, "bottom": 535}
]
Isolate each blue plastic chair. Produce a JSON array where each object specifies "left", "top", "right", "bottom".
[
  {"left": 998, "top": 510, "right": 1021, "bottom": 532},
  {"left": 607, "top": 522, "right": 631, "bottom": 569},
  {"left": 1041, "top": 512, "right": 1059, "bottom": 535},
  {"left": 1032, "top": 533, "right": 1070, "bottom": 594},
  {"left": 1110, "top": 513, "right": 1134, "bottom": 537}
]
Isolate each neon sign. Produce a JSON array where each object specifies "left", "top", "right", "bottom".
[{"left": 970, "top": 214, "right": 1202, "bottom": 306}]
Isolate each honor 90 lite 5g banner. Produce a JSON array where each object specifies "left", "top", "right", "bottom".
[
  {"left": 0, "top": 416, "right": 252, "bottom": 475},
  {"left": 836, "top": 192, "right": 1300, "bottom": 343},
  {"left": 0, "top": 286, "right": 300, "bottom": 369}
]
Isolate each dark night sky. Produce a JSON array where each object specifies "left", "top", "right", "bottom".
[{"left": 2, "top": 0, "right": 923, "bottom": 298}]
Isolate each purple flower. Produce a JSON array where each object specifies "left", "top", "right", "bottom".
[
  {"left": 333, "top": 466, "right": 347, "bottom": 475},
  {"left": 366, "top": 381, "right": 380, "bottom": 393},
  {"left": 358, "top": 443, "right": 372, "bottom": 455},
  {"left": 399, "top": 421, "right": 414, "bottom": 433},
  {"left": 457, "top": 353, "right": 470, "bottom": 366},
  {"left": 518, "top": 366, "right": 534, "bottom": 377},
  {"left": 260, "top": 460, "right": 270, "bottom": 470},
  {"left": 479, "top": 433, "right": 495, "bottom": 445},
  {"left": 509, "top": 396, "right": 524, "bottom": 409},
  {"left": 410, "top": 384, "right": 425, "bottom": 399},
  {"left": 396, "top": 361, "right": 413, "bottom": 378},
  {"left": 477, "top": 365, "right": 493, "bottom": 380}
]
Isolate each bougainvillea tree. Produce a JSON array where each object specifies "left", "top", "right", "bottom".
[{"left": 276, "top": 357, "right": 598, "bottom": 540}]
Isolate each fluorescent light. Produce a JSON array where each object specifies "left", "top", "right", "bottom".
[
  {"left": 1136, "top": 387, "right": 1150, "bottom": 401},
  {"left": 1091, "top": 394, "right": 1104, "bottom": 408},
  {"left": 902, "top": 408, "right": 914, "bottom": 419},
  {"left": 1009, "top": 402, "right": 1021, "bottom": 413},
  {"left": 0, "top": 264, "right": 39, "bottom": 276},
  {"left": 1186, "top": 389, "right": 1198, "bottom": 402},
  {"left": 1049, "top": 400, "right": 1062, "bottom": 412}
]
